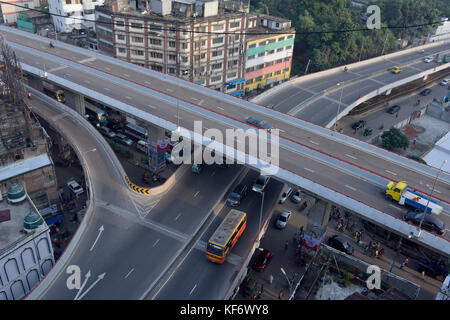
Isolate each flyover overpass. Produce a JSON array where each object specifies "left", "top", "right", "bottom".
[
  {"left": 253, "top": 40, "right": 450, "bottom": 127},
  {"left": 1, "top": 27, "right": 449, "bottom": 255}
]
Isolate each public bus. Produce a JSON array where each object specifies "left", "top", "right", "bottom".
[
  {"left": 85, "top": 97, "right": 107, "bottom": 125},
  {"left": 206, "top": 209, "right": 247, "bottom": 264},
  {"left": 124, "top": 122, "right": 148, "bottom": 141}
]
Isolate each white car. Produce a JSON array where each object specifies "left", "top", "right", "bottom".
[
  {"left": 275, "top": 211, "right": 291, "bottom": 229},
  {"left": 423, "top": 57, "right": 433, "bottom": 63},
  {"left": 291, "top": 189, "right": 302, "bottom": 203},
  {"left": 67, "top": 179, "right": 83, "bottom": 196},
  {"left": 440, "top": 78, "right": 449, "bottom": 86},
  {"left": 252, "top": 174, "right": 270, "bottom": 193},
  {"left": 279, "top": 186, "right": 293, "bottom": 204}
]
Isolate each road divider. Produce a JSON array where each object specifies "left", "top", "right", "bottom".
[{"left": 124, "top": 175, "right": 152, "bottom": 195}]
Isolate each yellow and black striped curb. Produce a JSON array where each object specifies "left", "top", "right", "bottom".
[{"left": 125, "top": 175, "right": 151, "bottom": 195}]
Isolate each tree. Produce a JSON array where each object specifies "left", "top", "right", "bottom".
[{"left": 381, "top": 128, "right": 410, "bottom": 150}]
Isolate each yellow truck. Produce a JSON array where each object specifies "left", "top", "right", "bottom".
[
  {"left": 385, "top": 181, "right": 443, "bottom": 215},
  {"left": 43, "top": 81, "right": 65, "bottom": 103}
]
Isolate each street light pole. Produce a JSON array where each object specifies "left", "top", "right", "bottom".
[
  {"left": 334, "top": 83, "right": 344, "bottom": 131},
  {"left": 258, "top": 190, "right": 265, "bottom": 238},
  {"left": 417, "top": 159, "right": 447, "bottom": 237}
]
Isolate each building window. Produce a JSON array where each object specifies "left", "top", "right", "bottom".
[
  {"left": 255, "top": 76, "right": 263, "bottom": 82},
  {"left": 169, "top": 68, "right": 176, "bottom": 74},
  {"left": 287, "top": 35, "right": 294, "bottom": 39},
  {"left": 212, "top": 37, "right": 224, "bottom": 45},
  {"left": 284, "top": 68, "right": 290, "bottom": 72},
  {"left": 268, "top": 50, "right": 275, "bottom": 55},
  {"left": 150, "top": 38, "right": 162, "bottom": 46},
  {"left": 245, "top": 79, "right": 253, "bottom": 85},
  {"left": 131, "top": 49, "right": 144, "bottom": 56},
  {"left": 150, "top": 51, "right": 163, "bottom": 59},
  {"left": 256, "top": 64, "right": 264, "bottom": 70},
  {"left": 169, "top": 54, "right": 176, "bottom": 61},
  {"left": 266, "top": 72, "right": 273, "bottom": 78},
  {"left": 169, "top": 41, "right": 176, "bottom": 48},
  {"left": 266, "top": 61, "right": 273, "bottom": 67},
  {"left": 131, "top": 36, "right": 143, "bottom": 43},
  {"left": 66, "top": 0, "right": 71, "bottom": 4},
  {"left": 276, "top": 58, "right": 283, "bottom": 64},
  {"left": 131, "top": 22, "right": 143, "bottom": 29},
  {"left": 212, "top": 50, "right": 222, "bottom": 57},
  {"left": 229, "top": 21, "right": 240, "bottom": 28},
  {"left": 181, "top": 42, "right": 188, "bottom": 49},
  {"left": 115, "top": 20, "right": 125, "bottom": 27},
  {"left": 247, "top": 55, "right": 255, "bottom": 60},
  {"left": 286, "top": 45, "right": 292, "bottom": 50},
  {"left": 275, "top": 70, "right": 281, "bottom": 75},
  {"left": 212, "top": 63, "right": 222, "bottom": 70},
  {"left": 259, "top": 41, "right": 266, "bottom": 46},
  {"left": 276, "top": 23, "right": 280, "bottom": 28},
  {"left": 118, "top": 47, "right": 126, "bottom": 53},
  {"left": 277, "top": 47, "right": 283, "bottom": 52},
  {"left": 258, "top": 52, "right": 265, "bottom": 57},
  {"left": 212, "top": 24, "right": 224, "bottom": 31},
  {"left": 278, "top": 36, "right": 285, "bottom": 41},
  {"left": 228, "top": 60, "right": 238, "bottom": 68},
  {"left": 227, "top": 72, "right": 237, "bottom": 78},
  {"left": 211, "top": 75, "right": 222, "bottom": 82},
  {"left": 268, "top": 39, "right": 276, "bottom": 44},
  {"left": 248, "top": 43, "right": 256, "bottom": 49},
  {"left": 151, "top": 65, "right": 163, "bottom": 72},
  {"left": 181, "top": 56, "right": 188, "bottom": 63},
  {"left": 117, "top": 34, "right": 125, "bottom": 40},
  {"left": 246, "top": 67, "right": 254, "bottom": 73}
]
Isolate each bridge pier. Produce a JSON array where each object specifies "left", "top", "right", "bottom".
[
  {"left": 66, "top": 92, "right": 86, "bottom": 117},
  {"left": 304, "top": 199, "right": 330, "bottom": 237}
]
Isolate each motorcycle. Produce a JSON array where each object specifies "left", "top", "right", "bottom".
[{"left": 49, "top": 42, "right": 54, "bottom": 48}]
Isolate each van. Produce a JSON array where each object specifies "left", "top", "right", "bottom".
[{"left": 137, "top": 140, "right": 149, "bottom": 153}]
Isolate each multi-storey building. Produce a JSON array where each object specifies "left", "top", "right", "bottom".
[
  {"left": 0, "top": 183, "right": 54, "bottom": 300},
  {"left": 0, "top": 0, "right": 40, "bottom": 25},
  {"left": 48, "top": 0, "right": 105, "bottom": 32},
  {"left": 243, "top": 13, "right": 295, "bottom": 95},
  {"left": 96, "top": 0, "right": 249, "bottom": 95}
]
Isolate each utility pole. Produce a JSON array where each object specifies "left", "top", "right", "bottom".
[
  {"left": 381, "top": 32, "right": 389, "bottom": 56},
  {"left": 304, "top": 59, "right": 311, "bottom": 75}
]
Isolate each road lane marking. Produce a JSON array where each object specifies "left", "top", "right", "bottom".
[
  {"left": 123, "top": 73, "right": 130, "bottom": 77},
  {"left": 304, "top": 167, "right": 314, "bottom": 173},
  {"left": 174, "top": 115, "right": 182, "bottom": 119},
  {"left": 175, "top": 213, "right": 182, "bottom": 221},
  {"left": 153, "top": 239, "right": 160, "bottom": 247},
  {"left": 217, "top": 106, "right": 224, "bottom": 110},
  {"left": 198, "top": 99, "right": 204, "bottom": 105},
  {"left": 389, "top": 204, "right": 404, "bottom": 211},
  {"left": 194, "top": 191, "right": 200, "bottom": 198},
  {"left": 89, "top": 225, "right": 104, "bottom": 252},
  {"left": 148, "top": 104, "right": 156, "bottom": 109},
  {"left": 105, "top": 67, "right": 111, "bottom": 71},
  {"left": 385, "top": 170, "right": 397, "bottom": 176},
  {"left": 84, "top": 80, "right": 91, "bottom": 84},
  {"left": 166, "top": 88, "right": 173, "bottom": 92},
  {"left": 345, "top": 185, "right": 356, "bottom": 191},
  {"left": 190, "top": 97, "right": 199, "bottom": 101},
  {"left": 125, "top": 96, "right": 132, "bottom": 100},
  {"left": 145, "top": 81, "right": 151, "bottom": 85},
  {"left": 104, "top": 87, "right": 111, "bottom": 91},
  {"left": 124, "top": 268, "right": 134, "bottom": 279},
  {"left": 345, "top": 154, "right": 357, "bottom": 160},
  {"left": 189, "top": 284, "right": 197, "bottom": 295},
  {"left": 309, "top": 140, "right": 319, "bottom": 145}
]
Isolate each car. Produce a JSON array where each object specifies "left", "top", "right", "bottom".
[
  {"left": 246, "top": 117, "right": 272, "bottom": 131},
  {"left": 440, "top": 78, "right": 449, "bottom": 86},
  {"left": 227, "top": 184, "right": 248, "bottom": 206},
  {"left": 67, "top": 179, "right": 84, "bottom": 197},
  {"left": 291, "top": 189, "right": 302, "bottom": 203},
  {"left": 279, "top": 186, "right": 293, "bottom": 204},
  {"left": 275, "top": 211, "right": 291, "bottom": 229},
  {"left": 403, "top": 211, "right": 445, "bottom": 235},
  {"left": 253, "top": 249, "right": 273, "bottom": 271},
  {"left": 419, "top": 88, "right": 432, "bottom": 96},
  {"left": 252, "top": 174, "right": 270, "bottom": 192},
  {"left": 326, "top": 235, "right": 354, "bottom": 255},
  {"left": 351, "top": 120, "right": 366, "bottom": 130},
  {"left": 115, "top": 133, "right": 133, "bottom": 146},
  {"left": 99, "top": 126, "right": 116, "bottom": 139},
  {"left": 387, "top": 105, "right": 400, "bottom": 114},
  {"left": 391, "top": 66, "right": 401, "bottom": 74},
  {"left": 423, "top": 57, "right": 433, "bottom": 63}
]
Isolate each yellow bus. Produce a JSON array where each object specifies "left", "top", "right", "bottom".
[{"left": 206, "top": 209, "right": 247, "bottom": 264}]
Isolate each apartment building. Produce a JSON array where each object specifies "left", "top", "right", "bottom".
[
  {"left": 95, "top": 0, "right": 249, "bottom": 94},
  {"left": 48, "top": 0, "right": 105, "bottom": 32},
  {"left": 243, "top": 13, "right": 295, "bottom": 95},
  {"left": 0, "top": 0, "right": 40, "bottom": 25}
]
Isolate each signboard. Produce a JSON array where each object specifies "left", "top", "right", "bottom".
[
  {"left": 230, "top": 90, "right": 244, "bottom": 96},
  {"left": 0, "top": 209, "right": 11, "bottom": 223},
  {"left": 226, "top": 78, "right": 245, "bottom": 86}
]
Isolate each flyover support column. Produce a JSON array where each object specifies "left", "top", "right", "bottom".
[
  {"left": 144, "top": 124, "right": 169, "bottom": 173},
  {"left": 301, "top": 199, "right": 330, "bottom": 254},
  {"left": 66, "top": 92, "right": 86, "bottom": 117}
]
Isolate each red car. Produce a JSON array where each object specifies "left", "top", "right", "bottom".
[{"left": 253, "top": 249, "right": 273, "bottom": 272}]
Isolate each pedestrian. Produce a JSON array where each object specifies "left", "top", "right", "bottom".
[
  {"left": 285, "top": 240, "right": 289, "bottom": 250},
  {"left": 413, "top": 138, "right": 416, "bottom": 145},
  {"left": 278, "top": 290, "right": 283, "bottom": 300},
  {"left": 396, "top": 112, "right": 399, "bottom": 118},
  {"left": 269, "top": 275, "right": 274, "bottom": 284},
  {"left": 399, "top": 258, "right": 408, "bottom": 269},
  {"left": 257, "top": 285, "right": 264, "bottom": 299},
  {"left": 421, "top": 270, "right": 425, "bottom": 279}
]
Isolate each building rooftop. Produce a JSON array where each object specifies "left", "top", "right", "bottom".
[
  {"left": 0, "top": 195, "right": 48, "bottom": 256},
  {"left": 0, "top": 153, "right": 52, "bottom": 182},
  {"left": 248, "top": 12, "right": 291, "bottom": 24},
  {"left": 18, "top": 9, "right": 50, "bottom": 18},
  {"left": 246, "top": 25, "right": 295, "bottom": 42}
]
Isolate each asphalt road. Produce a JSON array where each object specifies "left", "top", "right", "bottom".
[{"left": 28, "top": 91, "right": 246, "bottom": 299}]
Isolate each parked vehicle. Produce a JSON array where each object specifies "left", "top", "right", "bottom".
[
  {"left": 137, "top": 140, "right": 149, "bottom": 154},
  {"left": 279, "top": 186, "right": 293, "bottom": 204},
  {"left": 404, "top": 211, "right": 445, "bottom": 235},
  {"left": 386, "top": 181, "right": 443, "bottom": 215},
  {"left": 419, "top": 88, "right": 432, "bottom": 96},
  {"left": 227, "top": 184, "right": 248, "bottom": 206},
  {"left": 291, "top": 189, "right": 302, "bottom": 203},
  {"left": 351, "top": 120, "right": 366, "bottom": 130},
  {"left": 275, "top": 211, "right": 291, "bottom": 229},
  {"left": 246, "top": 117, "right": 272, "bottom": 131},
  {"left": 440, "top": 78, "right": 449, "bottom": 86},
  {"left": 253, "top": 249, "right": 273, "bottom": 271},
  {"left": 387, "top": 105, "right": 400, "bottom": 114},
  {"left": 326, "top": 235, "right": 353, "bottom": 255},
  {"left": 67, "top": 179, "right": 83, "bottom": 197},
  {"left": 115, "top": 133, "right": 133, "bottom": 146},
  {"left": 363, "top": 128, "right": 373, "bottom": 136},
  {"left": 252, "top": 174, "right": 270, "bottom": 192},
  {"left": 99, "top": 126, "right": 116, "bottom": 139},
  {"left": 423, "top": 57, "right": 433, "bottom": 63},
  {"left": 43, "top": 81, "right": 65, "bottom": 103}
]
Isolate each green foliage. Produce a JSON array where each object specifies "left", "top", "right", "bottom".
[
  {"left": 249, "top": 0, "right": 449, "bottom": 75},
  {"left": 407, "top": 155, "right": 427, "bottom": 164},
  {"left": 381, "top": 127, "right": 410, "bottom": 150}
]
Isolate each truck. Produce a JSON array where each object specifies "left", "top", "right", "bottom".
[
  {"left": 85, "top": 98, "right": 108, "bottom": 126},
  {"left": 443, "top": 54, "right": 450, "bottom": 63},
  {"left": 385, "top": 181, "right": 443, "bottom": 215},
  {"left": 43, "top": 81, "right": 65, "bottom": 103}
]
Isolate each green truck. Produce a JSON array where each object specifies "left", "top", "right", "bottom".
[{"left": 443, "top": 54, "right": 450, "bottom": 63}]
